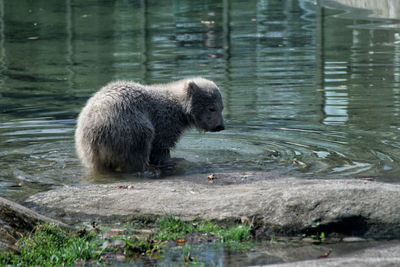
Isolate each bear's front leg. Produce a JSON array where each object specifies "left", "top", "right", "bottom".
[{"left": 149, "top": 148, "right": 174, "bottom": 168}]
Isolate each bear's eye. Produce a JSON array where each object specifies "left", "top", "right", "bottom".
[{"left": 208, "top": 107, "right": 216, "bottom": 112}]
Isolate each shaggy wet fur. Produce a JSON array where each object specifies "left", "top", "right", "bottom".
[{"left": 75, "top": 77, "right": 224, "bottom": 172}]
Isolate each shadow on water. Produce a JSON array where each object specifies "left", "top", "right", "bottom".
[{"left": 81, "top": 158, "right": 194, "bottom": 184}]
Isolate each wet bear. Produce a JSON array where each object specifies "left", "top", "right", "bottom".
[{"left": 75, "top": 77, "right": 224, "bottom": 172}]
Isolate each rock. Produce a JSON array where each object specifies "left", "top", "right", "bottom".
[
  {"left": 0, "top": 197, "right": 69, "bottom": 231},
  {"left": 0, "top": 226, "right": 18, "bottom": 252},
  {"left": 301, "top": 237, "right": 316, "bottom": 243},
  {"left": 0, "top": 197, "right": 69, "bottom": 251},
  {"left": 342, "top": 237, "right": 367, "bottom": 242},
  {"left": 24, "top": 172, "right": 400, "bottom": 238},
  {"left": 265, "top": 242, "right": 400, "bottom": 267},
  {"left": 268, "top": 257, "right": 400, "bottom": 267}
]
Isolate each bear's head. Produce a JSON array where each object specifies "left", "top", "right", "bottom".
[{"left": 185, "top": 78, "right": 225, "bottom": 132}]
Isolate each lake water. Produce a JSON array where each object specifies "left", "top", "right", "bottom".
[{"left": 1, "top": 0, "right": 400, "bottom": 200}]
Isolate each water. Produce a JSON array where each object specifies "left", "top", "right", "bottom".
[{"left": 1, "top": 0, "right": 400, "bottom": 200}]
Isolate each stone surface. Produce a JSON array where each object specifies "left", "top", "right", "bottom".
[
  {"left": 25, "top": 172, "right": 400, "bottom": 239},
  {"left": 266, "top": 242, "right": 400, "bottom": 267},
  {"left": 0, "top": 197, "right": 68, "bottom": 231},
  {"left": 0, "top": 196, "right": 69, "bottom": 251}
]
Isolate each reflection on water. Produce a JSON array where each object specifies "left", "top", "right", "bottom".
[{"left": 1, "top": 0, "right": 400, "bottom": 200}]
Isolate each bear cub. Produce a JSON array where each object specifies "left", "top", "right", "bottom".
[{"left": 75, "top": 77, "right": 224, "bottom": 172}]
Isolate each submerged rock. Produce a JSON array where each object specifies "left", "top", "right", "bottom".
[{"left": 25, "top": 172, "right": 400, "bottom": 239}]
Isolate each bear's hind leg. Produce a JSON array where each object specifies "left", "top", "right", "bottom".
[
  {"left": 96, "top": 114, "right": 154, "bottom": 172},
  {"left": 121, "top": 118, "right": 155, "bottom": 172}
]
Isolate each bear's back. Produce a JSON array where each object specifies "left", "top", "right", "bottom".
[{"left": 87, "top": 81, "right": 157, "bottom": 114}]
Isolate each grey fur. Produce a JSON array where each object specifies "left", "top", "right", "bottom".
[{"left": 75, "top": 77, "right": 224, "bottom": 172}]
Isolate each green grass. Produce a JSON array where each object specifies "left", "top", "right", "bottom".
[
  {"left": 123, "top": 237, "right": 165, "bottom": 258},
  {"left": 151, "top": 215, "right": 252, "bottom": 244},
  {"left": 0, "top": 216, "right": 253, "bottom": 266},
  {"left": 0, "top": 223, "right": 101, "bottom": 266}
]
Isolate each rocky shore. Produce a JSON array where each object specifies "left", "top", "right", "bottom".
[{"left": 4, "top": 171, "right": 400, "bottom": 265}]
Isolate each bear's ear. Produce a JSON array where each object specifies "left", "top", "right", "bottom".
[{"left": 185, "top": 80, "right": 199, "bottom": 97}]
